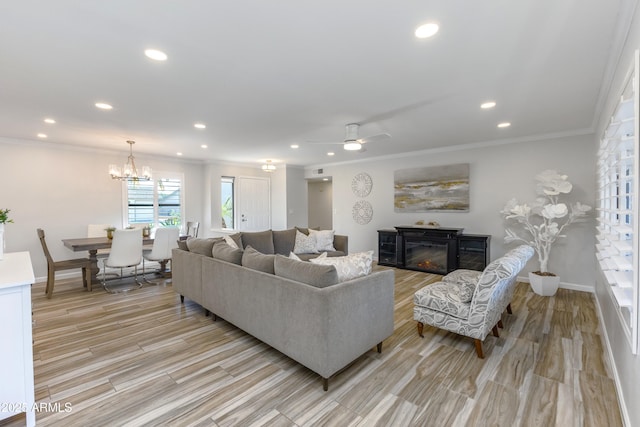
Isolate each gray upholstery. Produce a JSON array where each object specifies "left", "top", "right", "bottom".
[
  {"left": 242, "top": 245, "right": 275, "bottom": 274},
  {"left": 212, "top": 241, "right": 243, "bottom": 265},
  {"left": 272, "top": 228, "right": 297, "bottom": 255},
  {"left": 172, "top": 246, "right": 395, "bottom": 388},
  {"left": 274, "top": 255, "right": 339, "bottom": 288},
  {"left": 240, "top": 230, "right": 275, "bottom": 254},
  {"left": 186, "top": 237, "right": 221, "bottom": 256}
]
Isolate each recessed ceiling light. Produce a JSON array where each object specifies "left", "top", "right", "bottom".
[
  {"left": 37, "top": 133, "right": 47, "bottom": 138},
  {"left": 415, "top": 22, "right": 439, "bottom": 39},
  {"left": 327, "top": 152, "right": 335, "bottom": 156},
  {"left": 145, "top": 49, "right": 167, "bottom": 61},
  {"left": 201, "top": 144, "right": 208, "bottom": 149},
  {"left": 44, "top": 118, "right": 56, "bottom": 124},
  {"left": 497, "top": 122, "right": 511, "bottom": 128},
  {"left": 176, "top": 152, "right": 183, "bottom": 156},
  {"left": 481, "top": 101, "right": 496, "bottom": 109},
  {"left": 194, "top": 123, "right": 206, "bottom": 129},
  {"left": 95, "top": 102, "right": 113, "bottom": 110},
  {"left": 290, "top": 144, "right": 299, "bottom": 149}
]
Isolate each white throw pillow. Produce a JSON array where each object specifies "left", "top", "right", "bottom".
[
  {"left": 293, "top": 230, "right": 317, "bottom": 254},
  {"left": 224, "top": 234, "right": 239, "bottom": 249},
  {"left": 289, "top": 251, "right": 302, "bottom": 261},
  {"left": 309, "top": 229, "right": 336, "bottom": 252},
  {"left": 310, "top": 251, "right": 373, "bottom": 282}
]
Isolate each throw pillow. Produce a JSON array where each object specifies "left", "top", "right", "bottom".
[
  {"left": 177, "top": 239, "right": 189, "bottom": 251},
  {"left": 289, "top": 251, "right": 302, "bottom": 261},
  {"left": 242, "top": 245, "right": 275, "bottom": 274},
  {"left": 240, "top": 230, "right": 275, "bottom": 254},
  {"left": 293, "top": 230, "right": 317, "bottom": 254},
  {"left": 224, "top": 234, "right": 239, "bottom": 249},
  {"left": 273, "top": 228, "right": 297, "bottom": 255},
  {"left": 186, "top": 237, "right": 222, "bottom": 256},
  {"left": 274, "top": 255, "right": 339, "bottom": 288},
  {"left": 212, "top": 241, "right": 243, "bottom": 265},
  {"left": 310, "top": 250, "right": 373, "bottom": 282},
  {"left": 458, "top": 281, "right": 476, "bottom": 303},
  {"left": 309, "top": 229, "right": 336, "bottom": 252}
]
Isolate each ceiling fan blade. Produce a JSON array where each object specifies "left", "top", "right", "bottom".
[
  {"left": 306, "top": 141, "right": 345, "bottom": 145},
  {"left": 360, "top": 133, "right": 391, "bottom": 144}
]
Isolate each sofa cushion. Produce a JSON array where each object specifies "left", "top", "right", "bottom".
[
  {"left": 273, "top": 228, "right": 297, "bottom": 255},
  {"left": 242, "top": 245, "right": 275, "bottom": 274},
  {"left": 212, "top": 241, "right": 243, "bottom": 265},
  {"left": 310, "top": 251, "right": 373, "bottom": 282},
  {"left": 241, "top": 230, "right": 275, "bottom": 254},
  {"left": 177, "top": 239, "right": 189, "bottom": 251},
  {"left": 228, "top": 233, "right": 243, "bottom": 249},
  {"left": 274, "top": 255, "right": 338, "bottom": 288},
  {"left": 309, "top": 229, "right": 336, "bottom": 252},
  {"left": 186, "top": 237, "right": 222, "bottom": 256},
  {"left": 293, "top": 230, "right": 318, "bottom": 254},
  {"left": 413, "top": 281, "right": 471, "bottom": 319}
]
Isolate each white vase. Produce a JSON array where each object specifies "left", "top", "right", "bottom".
[
  {"left": 529, "top": 272, "right": 560, "bottom": 296},
  {"left": 0, "top": 223, "right": 4, "bottom": 260}
]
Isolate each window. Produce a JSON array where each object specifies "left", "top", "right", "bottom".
[
  {"left": 596, "top": 53, "right": 639, "bottom": 354},
  {"left": 126, "top": 173, "right": 183, "bottom": 228},
  {"left": 221, "top": 176, "right": 234, "bottom": 229}
]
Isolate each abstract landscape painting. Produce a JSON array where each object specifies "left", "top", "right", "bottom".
[{"left": 394, "top": 163, "right": 470, "bottom": 212}]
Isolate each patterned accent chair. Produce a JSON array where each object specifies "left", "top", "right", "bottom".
[{"left": 413, "top": 245, "right": 534, "bottom": 358}]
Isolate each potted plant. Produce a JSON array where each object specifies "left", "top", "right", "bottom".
[
  {"left": 0, "top": 208, "right": 13, "bottom": 260},
  {"left": 105, "top": 226, "right": 116, "bottom": 240},
  {"left": 142, "top": 224, "right": 152, "bottom": 238},
  {"left": 501, "top": 170, "right": 592, "bottom": 296}
]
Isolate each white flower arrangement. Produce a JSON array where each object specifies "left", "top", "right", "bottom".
[{"left": 501, "top": 170, "right": 592, "bottom": 274}]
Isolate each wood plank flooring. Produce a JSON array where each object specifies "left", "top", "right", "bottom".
[{"left": 1, "top": 266, "right": 623, "bottom": 426}]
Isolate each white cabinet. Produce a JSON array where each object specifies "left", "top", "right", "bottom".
[{"left": 0, "top": 252, "right": 35, "bottom": 426}]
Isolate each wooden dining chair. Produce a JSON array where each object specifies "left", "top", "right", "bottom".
[
  {"left": 186, "top": 221, "right": 199, "bottom": 237},
  {"left": 37, "top": 228, "right": 92, "bottom": 299}
]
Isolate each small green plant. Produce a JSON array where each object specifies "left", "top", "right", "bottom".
[{"left": 0, "top": 209, "right": 14, "bottom": 224}]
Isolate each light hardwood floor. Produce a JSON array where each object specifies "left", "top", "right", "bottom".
[{"left": 2, "top": 266, "right": 623, "bottom": 426}]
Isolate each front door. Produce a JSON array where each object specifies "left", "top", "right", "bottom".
[{"left": 237, "top": 176, "right": 271, "bottom": 231}]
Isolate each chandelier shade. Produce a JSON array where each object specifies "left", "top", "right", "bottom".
[
  {"left": 109, "top": 140, "right": 152, "bottom": 181},
  {"left": 262, "top": 160, "right": 276, "bottom": 172}
]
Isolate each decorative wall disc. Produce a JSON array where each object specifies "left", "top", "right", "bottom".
[
  {"left": 351, "top": 172, "right": 373, "bottom": 197},
  {"left": 352, "top": 200, "right": 373, "bottom": 225}
]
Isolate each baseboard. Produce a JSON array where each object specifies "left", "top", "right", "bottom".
[
  {"left": 593, "top": 292, "right": 632, "bottom": 427},
  {"left": 516, "top": 274, "right": 594, "bottom": 293},
  {"left": 35, "top": 262, "right": 162, "bottom": 284}
]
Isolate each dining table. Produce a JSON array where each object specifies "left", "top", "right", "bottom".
[{"left": 62, "top": 235, "right": 161, "bottom": 285}]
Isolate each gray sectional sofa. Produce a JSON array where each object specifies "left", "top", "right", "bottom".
[{"left": 172, "top": 228, "right": 396, "bottom": 390}]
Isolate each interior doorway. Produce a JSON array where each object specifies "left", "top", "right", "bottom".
[{"left": 307, "top": 179, "right": 332, "bottom": 229}]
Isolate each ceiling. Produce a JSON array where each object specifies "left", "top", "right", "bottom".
[{"left": 0, "top": 1, "right": 630, "bottom": 168}]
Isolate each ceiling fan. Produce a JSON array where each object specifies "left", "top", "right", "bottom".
[{"left": 308, "top": 123, "right": 391, "bottom": 151}]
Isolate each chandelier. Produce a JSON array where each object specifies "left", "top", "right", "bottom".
[
  {"left": 109, "top": 140, "right": 152, "bottom": 181},
  {"left": 262, "top": 160, "right": 276, "bottom": 172}
]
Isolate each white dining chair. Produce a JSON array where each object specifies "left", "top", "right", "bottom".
[
  {"left": 142, "top": 227, "right": 179, "bottom": 282},
  {"left": 102, "top": 228, "right": 143, "bottom": 293}
]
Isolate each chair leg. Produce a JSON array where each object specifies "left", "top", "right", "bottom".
[
  {"left": 377, "top": 342, "right": 383, "bottom": 353},
  {"left": 492, "top": 325, "right": 500, "bottom": 337},
  {"left": 417, "top": 322, "right": 424, "bottom": 338},
  {"left": 142, "top": 259, "right": 152, "bottom": 284},
  {"left": 474, "top": 339, "right": 485, "bottom": 358},
  {"left": 46, "top": 268, "right": 55, "bottom": 299},
  {"left": 506, "top": 303, "right": 513, "bottom": 314}
]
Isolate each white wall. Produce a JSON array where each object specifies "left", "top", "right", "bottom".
[
  {"left": 307, "top": 133, "right": 597, "bottom": 289},
  {"left": 0, "top": 138, "right": 205, "bottom": 280},
  {"left": 285, "top": 166, "right": 308, "bottom": 228},
  {"left": 308, "top": 181, "right": 332, "bottom": 229},
  {"left": 593, "top": 2, "right": 640, "bottom": 425}
]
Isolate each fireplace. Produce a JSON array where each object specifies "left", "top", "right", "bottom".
[{"left": 396, "top": 226, "right": 463, "bottom": 274}]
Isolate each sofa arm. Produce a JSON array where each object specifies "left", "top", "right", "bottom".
[{"left": 333, "top": 234, "right": 348, "bottom": 254}]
